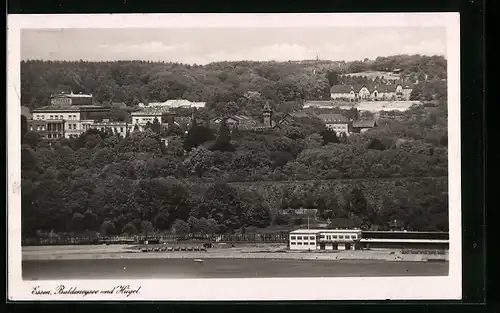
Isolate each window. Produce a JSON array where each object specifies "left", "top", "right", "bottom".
[
  {"left": 332, "top": 235, "right": 338, "bottom": 239},
  {"left": 59, "top": 115, "right": 63, "bottom": 119},
  {"left": 339, "top": 235, "right": 344, "bottom": 239},
  {"left": 309, "top": 236, "right": 315, "bottom": 240},
  {"left": 291, "top": 236, "right": 296, "bottom": 240},
  {"left": 297, "top": 242, "right": 303, "bottom": 245},
  {"left": 345, "top": 235, "right": 350, "bottom": 239},
  {"left": 41, "top": 126, "right": 46, "bottom": 131},
  {"left": 36, "top": 125, "right": 40, "bottom": 131},
  {"left": 297, "top": 236, "right": 302, "bottom": 240},
  {"left": 120, "top": 127, "right": 124, "bottom": 132},
  {"left": 290, "top": 242, "right": 296, "bottom": 245},
  {"left": 352, "top": 235, "right": 357, "bottom": 239},
  {"left": 29, "top": 126, "right": 33, "bottom": 131},
  {"left": 309, "top": 242, "right": 315, "bottom": 245},
  {"left": 47, "top": 134, "right": 52, "bottom": 139},
  {"left": 50, "top": 115, "right": 53, "bottom": 119}
]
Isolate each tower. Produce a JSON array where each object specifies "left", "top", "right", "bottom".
[{"left": 262, "top": 102, "right": 273, "bottom": 128}]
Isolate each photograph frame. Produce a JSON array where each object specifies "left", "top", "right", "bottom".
[{"left": 6, "top": 0, "right": 487, "bottom": 307}]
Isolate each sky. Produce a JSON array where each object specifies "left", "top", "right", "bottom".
[{"left": 21, "top": 27, "right": 446, "bottom": 64}]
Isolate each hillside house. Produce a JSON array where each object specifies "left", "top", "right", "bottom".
[
  {"left": 318, "top": 113, "right": 352, "bottom": 135},
  {"left": 330, "top": 85, "right": 357, "bottom": 102},
  {"left": 352, "top": 119, "right": 377, "bottom": 133}
]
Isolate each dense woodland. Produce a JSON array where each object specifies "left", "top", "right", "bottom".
[
  {"left": 20, "top": 55, "right": 449, "bottom": 239},
  {"left": 21, "top": 54, "right": 447, "bottom": 112}
]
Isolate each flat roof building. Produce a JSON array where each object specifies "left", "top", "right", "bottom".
[{"left": 289, "top": 229, "right": 363, "bottom": 251}]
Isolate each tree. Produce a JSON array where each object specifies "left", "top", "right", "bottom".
[
  {"left": 367, "top": 138, "right": 385, "bottom": 150},
  {"left": 172, "top": 219, "right": 190, "bottom": 238},
  {"left": 21, "top": 115, "right": 28, "bottom": 138},
  {"left": 100, "top": 220, "right": 115, "bottom": 236},
  {"left": 23, "top": 131, "right": 41, "bottom": 149},
  {"left": 140, "top": 220, "right": 154, "bottom": 238},
  {"left": 83, "top": 209, "right": 98, "bottom": 231},
  {"left": 211, "top": 120, "right": 235, "bottom": 152},
  {"left": 326, "top": 70, "right": 339, "bottom": 86},
  {"left": 320, "top": 128, "right": 339, "bottom": 145},
  {"left": 183, "top": 122, "right": 215, "bottom": 152},
  {"left": 188, "top": 216, "right": 199, "bottom": 235},
  {"left": 122, "top": 222, "right": 138, "bottom": 235},
  {"left": 72, "top": 213, "right": 85, "bottom": 233},
  {"left": 151, "top": 117, "right": 162, "bottom": 133}
]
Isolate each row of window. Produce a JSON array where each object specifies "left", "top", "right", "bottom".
[
  {"left": 47, "top": 134, "right": 63, "bottom": 139},
  {"left": 48, "top": 124, "right": 63, "bottom": 131},
  {"left": 319, "top": 234, "right": 358, "bottom": 240},
  {"left": 290, "top": 242, "right": 315, "bottom": 245},
  {"left": 35, "top": 114, "right": 79, "bottom": 120},
  {"left": 67, "top": 124, "right": 78, "bottom": 130},
  {"left": 290, "top": 236, "right": 316, "bottom": 240},
  {"left": 96, "top": 127, "right": 127, "bottom": 133},
  {"left": 31, "top": 125, "right": 45, "bottom": 131}
]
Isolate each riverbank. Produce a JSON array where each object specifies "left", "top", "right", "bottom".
[{"left": 22, "top": 244, "right": 449, "bottom": 262}]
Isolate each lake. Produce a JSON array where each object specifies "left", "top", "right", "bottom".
[{"left": 22, "top": 258, "right": 448, "bottom": 280}]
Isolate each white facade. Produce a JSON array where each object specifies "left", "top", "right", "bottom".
[
  {"left": 358, "top": 87, "right": 371, "bottom": 100},
  {"left": 130, "top": 113, "right": 164, "bottom": 131},
  {"left": 330, "top": 91, "right": 356, "bottom": 101},
  {"left": 91, "top": 121, "right": 132, "bottom": 137},
  {"left": 289, "top": 229, "right": 362, "bottom": 251},
  {"left": 33, "top": 111, "right": 81, "bottom": 121},
  {"left": 138, "top": 99, "right": 206, "bottom": 109},
  {"left": 325, "top": 122, "right": 350, "bottom": 135}
]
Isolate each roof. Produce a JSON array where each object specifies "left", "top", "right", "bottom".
[
  {"left": 139, "top": 99, "right": 206, "bottom": 108},
  {"left": 290, "top": 229, "right": 322, "bottom": 234},
  {"left": 376, "top": 84, "right": 398, "bottom": 92},
  {"left": 289, "top": 111, "right": 315, "bottom": 118},
  {"left": 174, "top": 116, "right": 192, "bottom": 126},
  {"left": 359, "top": 238, "right": 448, "bottom": 244},
  {"left": 93, "top": 121, "right": 129, "bottom": 126},
  {"left": 51, "top": 92, "right": 92, "bottom": 98},
  {"left": 318, "top": 113, "right": 349, "bottom": 123},
  {"left": 353, "top": 119, "right": 377, "bottom": 128},
  {"left": 304, "top": 100, "right": 334, "bottom": 107},
  {"left": 33, "top": 105, "right": 109, "bottom": 112},
  {"left": 132, "top": 106, "right": 173, "bottom": 115},
  {"left": 290, "top": 228, "right": 362, "bottom": 234},
  {"left": 330, "top": 85, "right": 354, "bottom": 93},
  {"left": 318, "top": 229, "right": 362, "bottom": 233}
]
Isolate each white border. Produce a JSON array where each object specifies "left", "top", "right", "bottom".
[{"left": 7, "top": 13, "right": 461, "bottom": 301}]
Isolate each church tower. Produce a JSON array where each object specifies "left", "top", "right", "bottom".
[{"left": 262, "top": 102, "right": 273, "bottom": 128}]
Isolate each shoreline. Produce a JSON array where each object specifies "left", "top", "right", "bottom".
[{"left": 22, "top": 245, "right": 449, "bottom": 262}]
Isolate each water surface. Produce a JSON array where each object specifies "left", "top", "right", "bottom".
[{"left": 23, "top": 258, "right": 448, "bottom": 280}]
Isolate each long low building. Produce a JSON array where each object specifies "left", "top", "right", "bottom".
[
  {"left": 289, "top": 229, "right": 449, "bottom": 251},
  {"left": 289, "top": 229, "right": 363, "bottom": 251}
]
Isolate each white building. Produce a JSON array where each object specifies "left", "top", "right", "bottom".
[
  {"left": 90, "top": 119, "right": 133, "bottom": 137},
  {"left": 138, "top": 99, "right": 206, "bottom": 109},
  {"left": 289, "top": 229, "right": 363, "bottom": 251},
  {"left": 131, "top": 106, "right": 174, "bottom": 131},
  {"left": 317, "top": 113, "right": 353, "bottom": 135}
]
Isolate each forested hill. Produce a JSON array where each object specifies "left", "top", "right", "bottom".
[{"left": 21, "top": 54, "right": 446, "bottom": 109}]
